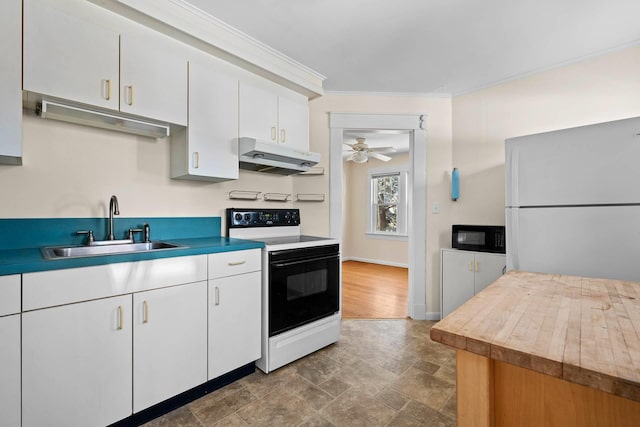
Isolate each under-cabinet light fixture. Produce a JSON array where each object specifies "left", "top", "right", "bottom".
[{"left": 37, "top": 100, "right": 170, "bottom": 139}]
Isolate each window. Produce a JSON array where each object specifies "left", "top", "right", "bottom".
[{"left": 368, "top": 168, "right": 408, "bottom": 237}]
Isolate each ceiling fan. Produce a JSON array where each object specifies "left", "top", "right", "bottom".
[{"left": 344, "top": 137, "right": 396, "bottom": 163}]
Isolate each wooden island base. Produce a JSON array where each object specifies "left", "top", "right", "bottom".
[{"left": 458, "top": 350, "right": 640, "bottom": 427}]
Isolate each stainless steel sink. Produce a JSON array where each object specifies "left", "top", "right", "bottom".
[{"left": 41, "top": 241, "right": 186, "bottom": 260}]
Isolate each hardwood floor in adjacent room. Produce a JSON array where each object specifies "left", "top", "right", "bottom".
[{"left": 342, "top": 260, "right": 408, "bottom": 319}]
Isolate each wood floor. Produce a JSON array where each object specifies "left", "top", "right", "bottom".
[{"left": 341, "top": 260, "right": 408, "bottom": 319}]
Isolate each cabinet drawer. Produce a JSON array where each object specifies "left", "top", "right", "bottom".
[
  {"left": 208, "top": 249, "right": 261, "bottom": 279},
  {"left": 23, "top": 255, "right": 207, "bottom": 311},
  {"left": 0, "top": 275, "right": 20, "bottom": 316}
]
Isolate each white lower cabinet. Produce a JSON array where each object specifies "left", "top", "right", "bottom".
[
  {"left": 19, "top": 250, "right": 259, "bottom": 425},
  {"left": 441, "top": 249, "right": 506, "bottom": 318},
  {"left": 208, "top": 249, "right": 262, "bottom": 380},
  {"left": 133, "top": 281, "right": 208, "bottom": 412},
  {"left": 22, "top": 295, "right": 133, "bottom": 427},
  {"left": 0, "top": 314, "right": 21, "bottom": 427}
]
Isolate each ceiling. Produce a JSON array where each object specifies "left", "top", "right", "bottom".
[{"left": 184, "top": 0, "right": 640, "bottom": 95}]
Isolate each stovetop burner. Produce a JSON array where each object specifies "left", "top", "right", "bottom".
[{"left": 226, "top": 208, "right": 338, "bottom": 250}]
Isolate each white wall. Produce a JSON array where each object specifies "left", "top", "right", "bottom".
[
  {"left": 0, "top": 112, "right": 294, "bottom": 231},
  {"left": 342, "top": 152, "right": 409, "bottom": 267},
  {"left": 452, "top": 45, "right": 640, "bottom": 226},
  {"left": 301, "top": 93, "right": 453, "bottom": 317}
]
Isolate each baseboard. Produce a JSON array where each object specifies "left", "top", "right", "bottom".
[
  {"left": 425, "top": 312, "right": 441, "bottom": 321},
  {"left": 342, "top": 256, "right": 409, "bottom": 269}
]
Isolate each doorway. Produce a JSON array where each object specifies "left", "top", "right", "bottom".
[{"left": 329, "top": 113, "right": 427, "bottom": 320}]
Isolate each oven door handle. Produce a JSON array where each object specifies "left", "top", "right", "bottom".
[{"left": 271, "top": 254, "right": 339, "bottom": 268}]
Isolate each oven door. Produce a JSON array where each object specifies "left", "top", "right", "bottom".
[{"left": 268, "top": 244, "right": 340, "bottom": 336}]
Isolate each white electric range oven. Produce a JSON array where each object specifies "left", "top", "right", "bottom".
[{"left": 226, "top": 208, "right": 341, "bottom": 373}]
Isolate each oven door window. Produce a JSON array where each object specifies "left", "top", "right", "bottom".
[{"left": 269, "top": 245, "right": 339, "bottom": 336}]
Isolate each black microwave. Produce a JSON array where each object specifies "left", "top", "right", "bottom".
[{"left": 452, "top": 225, "right": 506, "bottom": 254}]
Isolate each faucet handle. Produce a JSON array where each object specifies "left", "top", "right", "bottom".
[
  {"left": 127, "top": 228, "right": 143, "bottom": 242},
  {"left": 77, "top": 230, "right": 95, "bottom": 246},
  {"left": 143, "top": 223, "right": 151, "bottom": 243}
]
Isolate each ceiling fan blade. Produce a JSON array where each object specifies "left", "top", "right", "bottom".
[
  {"left": 344, "top": 153, "right": 356, "bottom": 162},
  {"left": 369, "top": 146, "right": 396, "bottom": 153},
  {"left": 369, "top": 152, "right": 391, "bottom": 162}
]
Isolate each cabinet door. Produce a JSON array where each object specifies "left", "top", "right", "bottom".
[
  {"left": 0, "top": 0, "right": 22, "bottom": 162},
  {"left": 0, "top": 314, "right": 20, "bottom": 427},
  {"left": 441, "top": 250, "right": 475, "bottom": 318},
  {"left": 474, "top": 253, "right": 506, "bottom": 294},
  {"left": 184, "top": 57, "right": 239, "bottom": 180},
  {"left": 278, "top": 95, "right": 310, "bottom": 151},
  {"left": 120, "top": 28, "right": 188, "bottom": 125},
  {"left": 23, "top": 0, "right": 119, "bottom": 110},
  {"left": 239, "top": 82, "right": 279, "bottom": 143},
  {"left": 23, "top": 295, "right": 132, "bottom": 427},
  {"left": 209, "top": 271, "right": 262, "bottom": 379},
  {"left": 133, "top": 281, "right": 208, "bottom": 412}
]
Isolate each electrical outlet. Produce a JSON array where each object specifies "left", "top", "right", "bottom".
[{"left": 432, "top": 202, "right": 440, "bottom": 214}]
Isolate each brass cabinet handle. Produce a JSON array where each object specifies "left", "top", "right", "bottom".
[
  {"left": 227, "top": 260, "right": 246, "bottom": 266},
  {"left": 215, "top": 287, "right": 220, "bottom": 306},
  {"left": 143, "top": 300, "right": 149, "bottom": 324},
  {"left": 281, "top": 129, "right": 286, "bottom": 143},
  {"left": 475, "top": 261, "right": 479, "bottom": 273},
  {"left": 468, "top": 261, "right": 473, "bottom": 272},
  {"left": 193, "top": 152, "right": 200, "bottom": 169},
  {"left": 117, "top": 305, "right": 123, "bottom": 330},
  {"left": 271, "top": 126, "right": 277, "bottom": 141},
  {"left": 104, "top": 79, "right": 111, "bottom": 101},
  {"left": 126, "top": 85, "right": 134, "bottom": 106}
]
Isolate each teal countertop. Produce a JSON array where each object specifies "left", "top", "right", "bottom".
[{"left": 0, "top": 217, "right": 264, "bottom": 275}]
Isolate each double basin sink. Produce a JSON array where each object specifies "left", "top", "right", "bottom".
[{"left": 42, "top": 241, "right": 186, "bottom": 260}]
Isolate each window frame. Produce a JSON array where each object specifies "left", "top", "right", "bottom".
[{"left": 367, "top": 166, "right": 408, "bottom": 239}]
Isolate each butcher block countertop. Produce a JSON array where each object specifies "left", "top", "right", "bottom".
[{"left": 430, "top": 270, "right": 640, "bottom": 402}]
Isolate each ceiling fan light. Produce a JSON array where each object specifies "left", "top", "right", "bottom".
[{"left": 352, "top": 151, "right": 368, "bottom": 163}]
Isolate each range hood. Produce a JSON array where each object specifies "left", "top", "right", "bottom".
[
  {"left": 238, "top": 137, "right": 320, "bottom": 175},
  {"left": 36, "top": 99, "right": 170, "bottom": 138}
]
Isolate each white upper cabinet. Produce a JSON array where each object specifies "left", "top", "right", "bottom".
[
  {"left": 0, "top": 0, "right": 22, "bottom": 164},
  {"left": 239, "top": 81, "right": 310, "bottom": 151},
  {"left": 277, "top": 95, "right": 310, "bottom": 150},
  {"left": 120, "top": 29, "right": 187, "bottom": 125},
  {"left": 23, "top": 0, "right": 187, "bottom": 126},
  {"left": 23, "top": 0, "right": 120, "bottom": 110},
  {"left": 239, "top": 82, "right": 279, "bottom": 142},
  {"left": 171, "top": 54, "right": 239, "bottom": 181}
]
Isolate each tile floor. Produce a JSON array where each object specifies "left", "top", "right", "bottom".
[{"left": 144, "top": 320, "right": 456, "bottom": 427}]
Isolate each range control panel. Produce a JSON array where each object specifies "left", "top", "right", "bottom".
[{"left": 227, "top": 208, "right": 300, "bottom": 228}]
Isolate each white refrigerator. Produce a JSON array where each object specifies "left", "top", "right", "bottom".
[{"left": 505, "top": 116, "right": 640, "bottom": 282}]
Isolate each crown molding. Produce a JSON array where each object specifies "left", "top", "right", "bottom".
[
  {"left": 89, "top": 0, "right": 325, "bottom": 98},
  {"left": 324, "top": 90, "right": 452, "bottom": 99}
]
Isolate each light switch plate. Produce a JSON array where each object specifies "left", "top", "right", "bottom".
[{"left": 432, "top": 202, "right": 440, "bottom": 214}]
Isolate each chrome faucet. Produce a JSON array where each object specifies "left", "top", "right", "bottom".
[{"left": 107, "top": 195, "right": 120, "bottom": 240}]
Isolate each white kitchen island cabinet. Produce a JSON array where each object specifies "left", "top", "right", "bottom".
[
  {"left": 239, "top": 82, "right": 310, "bottom": 151},
  {"left": 440, "top": 248, "right": 506, "bottom": 318},
  {"left": 22, "top": 295, "right": 133, "bottom": 427},
  {"left": 0, "top": 274, "right": 21, "bottom": 427},
  {"left": 208, "top": 250, "right": 262, "bottom": 380},
  {"left": 23, "top": 0, "right": 187, "bottom": 126},
  {"left": 171, "top": 54, "right": 239, "bottom": 181},
  {"left": 133, "top": 281, "right": 208, "bottom": 412}
]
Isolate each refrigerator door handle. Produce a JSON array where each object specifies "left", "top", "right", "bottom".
[
  {"left": 506, "top": 208, "right": 519, "bottom": 271},
  {"left": 506, "top": 143, "right": 519, "bottom": 207}
]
